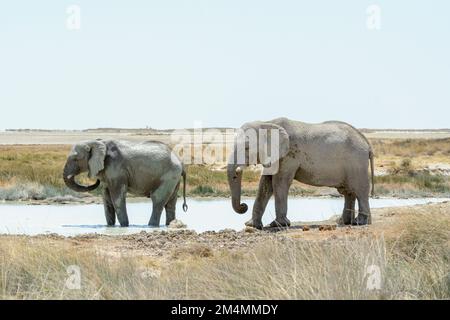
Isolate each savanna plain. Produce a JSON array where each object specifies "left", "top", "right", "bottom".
[{"left": 0, "top": 129, "right": 449, "bottom": 299}]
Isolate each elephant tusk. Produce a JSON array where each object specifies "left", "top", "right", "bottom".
[
  {"left": 67, "top": 175, "right": 74, "bottom": 179},
  {"left": 235, "top": 167, "right": 242, "bottom": 174}
]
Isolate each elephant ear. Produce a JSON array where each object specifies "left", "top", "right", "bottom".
[
  {"left": 87, "top": 140, "right": 106, "bottom": 178},
  {"left": 242, "top": 121, "right": 289, "bottom": 168},
  {"left": 253, "top": 122, "right": 290, "bottom": 168}
]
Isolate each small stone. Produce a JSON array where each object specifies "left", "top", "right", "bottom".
[
  {"left": 244, "top": 226, "right": 258, "bottom": 233},
  {"left": 219, "top": 228, "right": 235, "bottom": 233},
  {"left": 168, "top": 219, "right": 187, "bottom": 229},
  {"left": 319, "top": 225, "right": 337, "bottom": 231}
]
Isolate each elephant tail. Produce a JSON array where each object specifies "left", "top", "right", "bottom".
[
  {"left": 369, "top": 150, "right": 375, "bottom": 197},
  {"left": 182, "top": 169, "right": 188, "bottom": 212}
]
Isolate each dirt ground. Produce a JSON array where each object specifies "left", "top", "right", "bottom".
[{"left": 2, "top": 201, "right": 448, "bottom": 263}]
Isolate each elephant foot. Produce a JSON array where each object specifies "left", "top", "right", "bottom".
[
  {"left": 166, "top": 211, "right": 176, "bottom": 226},
  {"left": 148, "top": 221, "right": 160, "bottom": 227},
  {"left": 165, "top": 218, "right": 175, "bottom": 226},
  {"left": 339, "top": 215, "right": 354, "bottom": 226},
  {"left": 117, "top": 216, "right": 129, "bottom": 227},
  {"left": 245, "top": 219, "right": 263, "bottom": 230},
  {"left": 352, "top": 214, "right": 370, "bottom": 226},
  {"left": 268, "top": 217, "right": 291, "bottom": 228},
  {"left": 105, "top": 215, "right": 116, "bottom": 226},
  {"left": 148, "top": 216, "right": 161, "bottom": 227}
]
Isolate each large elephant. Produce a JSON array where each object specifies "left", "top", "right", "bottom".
[
  {"left": 227, "top": 118, "right": 374, "bottom": 229},
  {"left": 63, "top": 139, "right": 187, "bottom": 227}
]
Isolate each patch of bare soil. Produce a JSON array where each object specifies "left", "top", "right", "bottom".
[{"left": 78, "top": 229, "right": 282, "bottom": 260}]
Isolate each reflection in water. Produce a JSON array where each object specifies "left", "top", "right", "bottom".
[{"left": 0, "top": 197, "right": 448, "bottom": 236}]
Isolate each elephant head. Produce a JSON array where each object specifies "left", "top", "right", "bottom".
[
  {"left": 227, "top": 121, "right": 290, "bottom": 214},
  {"left": 63, "top": 140, "right": 106, "bottom": 192}
]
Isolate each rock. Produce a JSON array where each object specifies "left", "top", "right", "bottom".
[
  {"left": 218, "top": 228, "right": 235, "bottom": 233},
  {"left": 319, "top": 225, "right": 337, "bottom": 231},
  {"left": 168, "top": 219, "right": 187, "bottom": 229},
  {"left": 244, "top": 226, "right": 258, "bottom": 233}
]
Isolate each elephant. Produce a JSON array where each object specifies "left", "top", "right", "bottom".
[
  {"left": 63, "top": 139, "right": 187, "bottom": 227},
  {"left": 227, "top": 117, "right": 375, "bottom": 229}
]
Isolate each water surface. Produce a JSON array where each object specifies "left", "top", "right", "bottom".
[{"left": 0, "top": 197, "right": 447, "bottom": 236}]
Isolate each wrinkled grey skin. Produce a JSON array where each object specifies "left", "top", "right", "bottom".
[
  {"left": 63, "top": 139, "right": 187, "bottom": 227},
  {"left": 227, "top": 118, "right": 374, "bottom": 229}
]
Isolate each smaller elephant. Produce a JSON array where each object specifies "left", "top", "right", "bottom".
[{"left": 63, "top": 139, "right": 187, "bottom": 227}]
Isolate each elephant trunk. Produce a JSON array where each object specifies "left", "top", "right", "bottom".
[
  {"left": 63, "top": 161, "right": 100, "bottom": 192},
  {"left": 227, "top": 163, "right": 248, "bottom": 214}
]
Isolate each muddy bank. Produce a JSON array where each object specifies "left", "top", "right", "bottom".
[
  {"left": 25, "top": 223, "right": 356, "bottom": 260},
  {"left": 29, "top": 228, "right": 285, "bottom": 259}
]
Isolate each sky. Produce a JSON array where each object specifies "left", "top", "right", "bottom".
[{"left": 0, "top": 0, "right": 449, "bottom": 130}]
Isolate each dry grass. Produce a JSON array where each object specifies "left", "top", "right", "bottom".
[
  {"left": 0, "top": 145, "right": 70, "bottom": 189},
  {"left": 1, "top": 139, "right": 450, "bottom": 200},
  {"left": 374, "top": 173, "right": 450, "bottom": 195},
  {"left": 0, "top": 211, "right": 448, "bottom": 299},
  {"left": 371, "top": 138, "right": 450, "bottom": 158},
  {"left": 371, "top": 138, "right": 450, "bottom": 172},
  {"left": 0, "top": 145, "right": 95, "bottom": 200}
]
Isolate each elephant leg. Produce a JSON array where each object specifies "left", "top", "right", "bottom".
[
  {"left": 349, "top": 172, "right": 372, "bottom": 225},
  {"left": 341, "top": 191, "right": 356, "bottom": 225},
  {"left": 353, "top": 177, "right": 372, "bottom": 225},
  {"left": 110, "top": 184, "right": 129, "bottom": 227},
  {"left": 354, "top": 195, "right": 371, "bottom": 225},
  {"left": 246, "top": 175, "right": 273, "bottom": 229},
  {"left": 164, "top": 182, "right": 180, "bottom": 226},
  {"left": 269, "top": 171, "right": 295, "bottom": 228},
  {"left": 149, "top": 180, "right": 177, "bottom": 227},
  {"left": 103, "top": 187, "right": 116, "bottom": 226}
]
